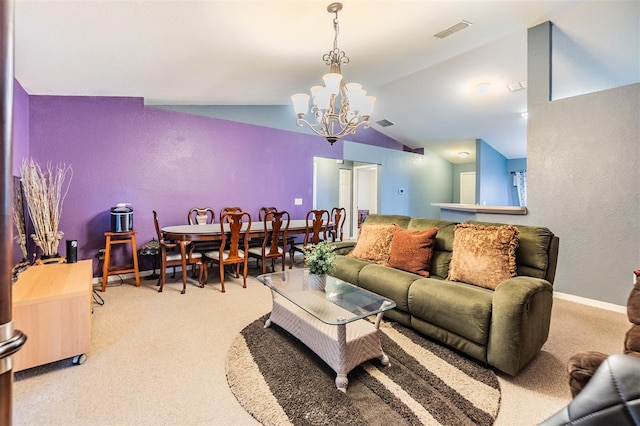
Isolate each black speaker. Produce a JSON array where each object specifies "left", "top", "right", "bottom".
[{"left": 66, "top": 239, "right": 77, "bottom": 263}]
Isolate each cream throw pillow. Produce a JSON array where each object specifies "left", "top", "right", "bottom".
[
  {"left": 347, "top": 223, "right": 395, "bottom": 264},
  {"left": 447, "top": 223, "right": 520, "bottom": 290}
]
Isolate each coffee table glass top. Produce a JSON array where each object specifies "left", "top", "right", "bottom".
[{"left": 258, "top": 269, "right": 396, "bottom": 325}]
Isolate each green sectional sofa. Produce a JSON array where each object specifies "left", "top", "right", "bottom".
[{"left": 331, "top": 214, "right": 559, "bottom": 376}]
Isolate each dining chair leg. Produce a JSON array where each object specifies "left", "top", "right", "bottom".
[
  {"left": 233, "top": 263, "right": 240, "bottom": 279},
  {"left": 158, "top": 255, "right": 166, "bottom": 293},
  {"left": 197, "top": 261, "right": 205, "bottom": 288},
  {"left": 157, "top": 272, "right": 164, "bottom": 292},
  {"left": 219, "top": 263, "right": 226, "bottom": 293},
  {"left": 242, "top": 260, "right": 248, "bottom": 288}
]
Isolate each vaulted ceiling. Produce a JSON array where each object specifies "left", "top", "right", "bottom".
[{"left": 14, "top": 1, "right": 639, "bottom": 163}]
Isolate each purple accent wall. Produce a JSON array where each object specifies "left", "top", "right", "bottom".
[
  {"left": 12, "top": 80, "right": 29, "bottom": 175},
  {"left": 28, "top": 95, "right": 384, "bottom": 275},
  {"left": 12, "top": 80, "right": 29, "bottom": 264}
]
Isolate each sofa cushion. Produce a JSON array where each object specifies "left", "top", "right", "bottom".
[
  {"left": 363, "top": 214, "right": 411, "bottom": 229},
  {"left": 448, "top": 223, "right": 520, "bottom": 290},
  {"left": 333, "top": 255, "right": 371, "bottom": 285},
  {"left": 346, "top": 223, "right": 394, "bottom": 264},
  {"left": 409, "top": 278, "right": 494, "bottom": 346},
  {"left": 468, "top": 221, "right": 554, "bottom": 280},
  {"left": 387, "top": 225, "right": 438, "bottom": 277},
  {"left": 408, "top": 218, "right": 457, "bottom": 279},
  {"left": 358, "top": 264, "right": 420, "bottom": 314}
]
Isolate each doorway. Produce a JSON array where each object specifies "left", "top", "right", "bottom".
[
  {"left": 338, "top": 169, "right": 352, "bottom": 239},
  {"left": 460, "top": 172, "right": 476, "bottom": 204},
  {"left": 353, "top": 164, "right": 379, "bottom": 235}
]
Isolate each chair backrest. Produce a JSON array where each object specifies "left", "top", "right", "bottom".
[
  {"left": 259, "top": 206, "right": 278, "bottom": 221},
  {"left": 188, "top": 207, "right": 215, "bottom": 225},
  {"left": 153, "top": 210, "right": 173, "bottom": 247},
  {"left": 219, "top": 211, "right": 251, "bottom": 260},
  {"left": 303, "top": 209, "right": 330, "bottom": 246},
  {"left": 263, "top": 210, "right": 290, "bottom": 255},
  {"left": 220, "top": 207, "right": 243, "bottom": 222},
  {"left": 330, "top": 207, "right": 347, "bottom": 242},
  {"left": 153, "top": 210, "right": 162, "bottom": 241}
]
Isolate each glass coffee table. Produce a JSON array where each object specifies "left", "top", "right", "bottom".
[{"left": 258, "top": 269, "right": 396, "bottom": 391}]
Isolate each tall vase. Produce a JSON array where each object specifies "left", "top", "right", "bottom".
[{"left": 309, "top": 274, "right": 326, "bottom": 291}]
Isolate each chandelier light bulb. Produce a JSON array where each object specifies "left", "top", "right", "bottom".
[{"left": 291, "top": 93, "right": 310, "bottom": 117}]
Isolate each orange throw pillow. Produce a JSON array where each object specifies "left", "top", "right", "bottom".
[
  {"left": 347, "top": 223, "right": 395, "bottom": 264},
  {"left": 387, "top": 226, "right": 438, "bottom": 277}
]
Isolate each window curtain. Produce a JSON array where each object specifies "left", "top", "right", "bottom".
[{"left": 514, "top": 170, "right": 527, "bottom": 206}]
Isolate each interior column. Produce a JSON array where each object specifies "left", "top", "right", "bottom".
[{"left": 0, "top": 0, "right": 27, "bottom": 423}]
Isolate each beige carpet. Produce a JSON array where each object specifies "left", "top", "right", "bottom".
[{"left": 12, "top": 266, "right": 630, "bottom": 425}]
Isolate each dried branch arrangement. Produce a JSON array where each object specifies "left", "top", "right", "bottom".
[
  {"left": 12, "top": 178, "right": 28, "bottom": 259},
  {"left": 20, "top": 158, "right": 73, "bottom": 258}
]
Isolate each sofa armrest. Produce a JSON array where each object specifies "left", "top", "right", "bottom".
[
  {"left": 329, "top": 240, "right": 357, "bottom": 255},
  {"left": 487, "top": 276, "right": 553, "bottom": 376}
]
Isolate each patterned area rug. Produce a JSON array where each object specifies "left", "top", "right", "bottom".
[{"left": 226, "top": 315, "right": 500, "bottom": 425}]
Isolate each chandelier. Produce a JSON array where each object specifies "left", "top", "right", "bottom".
[{"left": 291, "top": 2, "right": 376, "bottom": 145}]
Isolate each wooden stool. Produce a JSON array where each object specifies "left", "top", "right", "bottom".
[{"left": 101, "top": 230, "right": 140, "bottom": 292}]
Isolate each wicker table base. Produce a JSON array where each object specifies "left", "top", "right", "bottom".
[{"left": 265, "top": 294, "right": 389, "bottom": 391}]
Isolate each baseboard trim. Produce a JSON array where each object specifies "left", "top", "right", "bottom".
[
  {"left": 92, "top": 267, "right": 189, "bottom": 285},
  {"left": 554, "top": 292, "right": 626, "bottom": 314}
]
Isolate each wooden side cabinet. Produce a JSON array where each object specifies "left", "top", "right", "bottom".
[{"left": 12, "top": 259, "right": 93, "bottom": 372}]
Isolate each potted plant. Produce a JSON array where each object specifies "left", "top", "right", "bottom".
[
  {"left": 20, "top": 158, "right": 73, "bottom": 262},
  {"left": 304, "top": 241, "right": 336, "bottom": 290}
]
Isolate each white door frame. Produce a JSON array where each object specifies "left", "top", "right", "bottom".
[
  {"left": 338, "top": 169, "right": 352, "bottom": 239},
  {"left": 460, "top": 171, "right": 476, "bottom": 204},
  {"left": 352, "top": 164, "right": 379, "bottom": 235}
]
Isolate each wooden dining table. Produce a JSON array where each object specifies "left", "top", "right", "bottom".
[{"left": 161, "top": 220, "right": 329, "bottom": 290}]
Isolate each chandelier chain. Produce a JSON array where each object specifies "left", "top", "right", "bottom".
[{"left": 323, "top": 9, "right": 349, "bottom": 67}]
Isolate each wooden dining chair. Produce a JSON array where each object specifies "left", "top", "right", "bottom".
[
  {"left": 289, "top": 209, "right": 330, "bottom": 268},
  {"left": 219, "top": 206, "right": 242, "bottom": 222},
  {"left": 187, "top": 207, "right": 215, "bottom": 225},
  {"left": 153, "top": 210, "right": 205, "bottom": 294},
  {"left": 259, "top": 207, "right": 278, "bottom": 221},
  {"left": 186, "top": 207, "right": 219, "bottom": 276},
  {"left": 248, "top": 210, "right": 290, "bottom": 274},
  {"left": 203, "top": 210, "right": 251, "bottom": 292},
  {"left": 330, "top": 207, "right": 347, "bottom": 242},
  {"left": 258, "top": 206, "right": 294, "bottom": 251}
]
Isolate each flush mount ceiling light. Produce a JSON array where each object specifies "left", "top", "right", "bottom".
[
  {"left": 475, "top": 83, "right": 492, "bottom": 95},
  {"left": 291, "top": 3, "right": 376, "bottom": 145},
  {"left": 458, "top": 151, "right": 470, "bottom": 158}
]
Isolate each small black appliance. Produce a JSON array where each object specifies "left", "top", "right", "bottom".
[{"left": 111, "top": 204, "right": 133, "bottom": 232}]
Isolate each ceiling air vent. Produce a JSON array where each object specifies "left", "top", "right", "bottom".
[
  {"left": 507, "top": 80, "right": 528, "bottom": 92},
  {"left": 434, "top": 20, "right": 473, "bottom": 39},
  {"left": 376, "top": 119, "right": 395, "bottom": 128}
]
